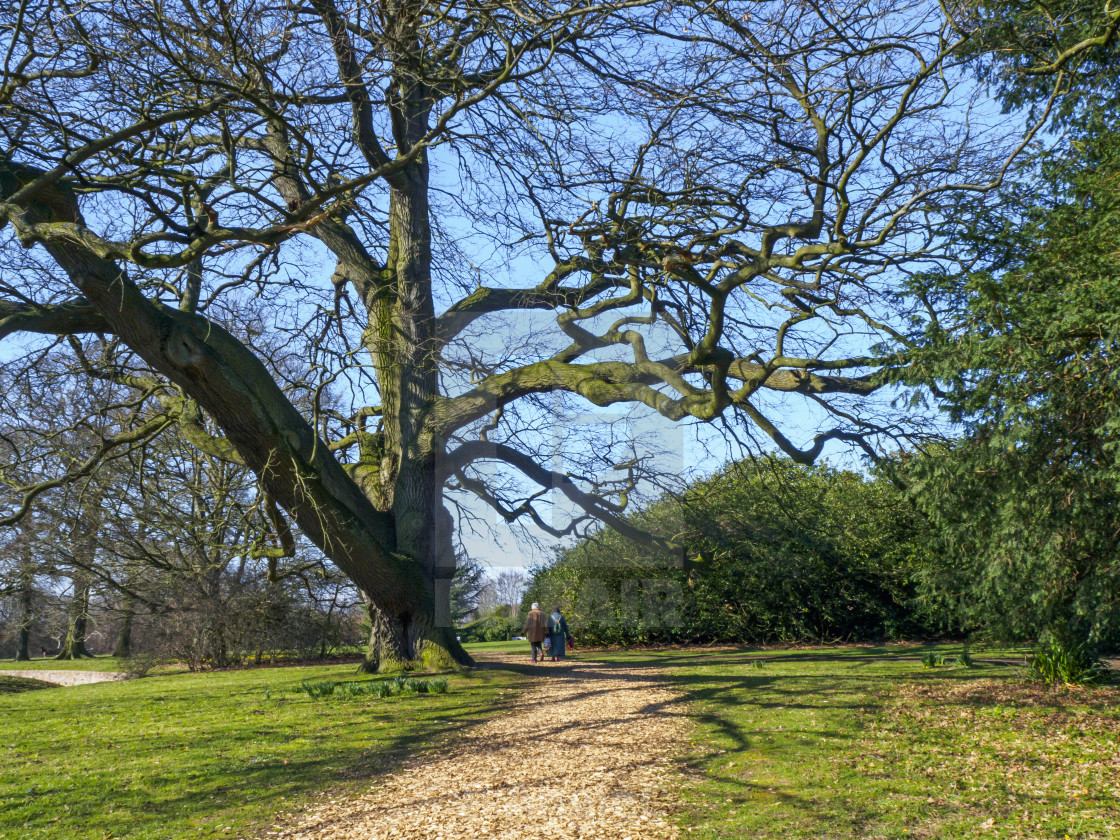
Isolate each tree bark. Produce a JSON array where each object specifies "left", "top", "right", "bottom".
[
  {"left": 14, "top": 569, "right": 33, "bottom": 661},
  {"left": 359, "top": 590, "right": 462, "bottom": 673},
  {"left": 16, "top": 627, "right": 31, "bottom": 662},
  {"left": 57, "top": 576, "right": 93, "bottom": 659},
  {"left": 113, "top": 593, "right": 134, "bottom": 659},
  {"left": 347, "top": 91, "right": 468, "bottom": 670}
]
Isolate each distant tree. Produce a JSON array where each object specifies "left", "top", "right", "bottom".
[
  {"left": 449, "top": 554, "right": 487, "bottom": 626},
  {"left": 0, "top": 521, "right": 50, "bottom": 659},
  {"left": 487, "top": 570, "right": 529, "bottom": 620}
]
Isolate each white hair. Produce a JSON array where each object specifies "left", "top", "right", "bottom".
[{"left": 531, "top": 602, "right": 539, "bottom": 610}]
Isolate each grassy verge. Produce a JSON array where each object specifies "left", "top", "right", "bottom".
[
  {"left": 0, "top": 656, "right": 136, "bottom": 672},
  {"left": 591, "top": 644, "right": 1119, "bottom": 840},
  {"left": 0, "top": 641, "right": 525, "bottom": 672},
  {"left": 860, "top": 675, "right": 1120, "bottom": 839},
  {"left": 462, "top": 640, "right": 529, "bottom": 656},
  {"left": 0, "top": 674, "right": 55, "bottom": 694},
  {"left": 0, "top": 661, "right": 521, "bottom": 840}
]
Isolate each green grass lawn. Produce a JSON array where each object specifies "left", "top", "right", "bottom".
[
  {"left": 0, "top": 640, "right": 528, "bottom": 672},
  {"left": 462, "top": 639, "right": 529, "bottom": 656},
  {"left": 0, "top": 661, "right": 521, "bottom": 840},
  {"left": 597, "top": 644, "right": 1119, "bottom": 840},
  {"left": 0, "top": 656, "right": 137, "bottom": 672},
  {"left": 0, "top": 674, "right": 55, "bottom": 694},
  {"left": 5, "top": 642, "right": 1116, "bottom": 840}
]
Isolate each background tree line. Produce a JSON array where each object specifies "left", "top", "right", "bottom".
[
  {"left": 527, "top": 457, "right": 941, "bottom": 647},
  {"left": 528, "top": 448, "right": 1120, "bottom": 653},
  {"left": 0, "top": 367, "right": 368, "bottom": 666}
]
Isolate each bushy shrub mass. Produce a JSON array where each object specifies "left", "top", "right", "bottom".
[
  {"left": 528, "top": 458, "right": 943, "bottom": 646},
  {"left": 456, "top": 608, "right": 519, "bottom": 643}
]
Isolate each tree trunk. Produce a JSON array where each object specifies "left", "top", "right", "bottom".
[
  {"left": 16, "top": 627, "right": 31, "bottom": 661},
  {"left": 57, "top": 577, "right": 93, "bottom": 659},
  {"left": 15, "top": 572, "right": 33, "bottom": 661},
  {"left": 345, "top": 104, "right": 469, "bottom": 671},
  {"left": 113, "top": 594, "right": 134, "bottom": 659},
  {"left": 359, "top": 592, "right": 464, "bottom": 673}
]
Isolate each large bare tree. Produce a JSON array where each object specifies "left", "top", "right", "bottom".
[{"left": 0, "top": 0, "right": 1056, "bottom": 669}]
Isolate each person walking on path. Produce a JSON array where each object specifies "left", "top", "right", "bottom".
[
  {"left": 523, "top": 602, "right": 548, "bottom": 663},
  {"left": 547, "top": 606, "right": 570, "bottom": 662}
]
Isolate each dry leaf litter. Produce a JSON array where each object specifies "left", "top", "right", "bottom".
[{"left": 270, "top": 654, "right": 684, "bottom": 840}]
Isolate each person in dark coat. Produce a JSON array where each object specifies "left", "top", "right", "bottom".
[
  {"left": 547, "top": 606, "right": 570, "bottom": 662},
  {"left": 523, "top": 602, "right": 548, "bottom": 663}
]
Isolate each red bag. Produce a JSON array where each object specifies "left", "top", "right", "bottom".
[{"left": 567, "top": 636, "right": 574, "bottom": 651}]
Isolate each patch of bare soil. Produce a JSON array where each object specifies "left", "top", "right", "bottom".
[{"left": 268, "top": 654, "right": 685, "bottom": 840}]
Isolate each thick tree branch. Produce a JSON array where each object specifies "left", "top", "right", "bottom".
[
  {"left": 1018, "top": 3, "right": 1120, "bottom": 76},
  {"left": 430, "top": 353, "right": 878, "bottom": 436},
  {"left": 435, "top": 263, "right": 626, "bottom": 345},
  {"left": 0, "top": 298, "right": 109, "bottom": 340},
  {"left": 0, "top": 159, "right": 418, "bottom": 608}
]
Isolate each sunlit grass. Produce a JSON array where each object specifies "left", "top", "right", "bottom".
[
  {"left": 0, "top": 656, "right": 136, "bottom": 672},
  {"left": 595, "top": 644, "right": 1119, "bottom": 840},
  {"left": 8, "top": 641, "right": 1114, "bottom": 839},
  {"left": 0, "top": 661, "right": 520, "bottom": 839}
]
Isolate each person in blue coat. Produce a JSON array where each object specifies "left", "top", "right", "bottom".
[{"left": 547, "top": 606, "right": 570, "bottom": 662}]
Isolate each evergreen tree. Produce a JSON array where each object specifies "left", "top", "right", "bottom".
[{"left": 900, "top": 118, "right": 1120, "bottom": 650}]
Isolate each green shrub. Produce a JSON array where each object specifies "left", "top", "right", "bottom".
[
  {"left": 296, "top": 680, "right": 338, "bottom": 699},
  {"left": 527, "top": 456, "right": 939, "bottom": 648},
  {"left": 456, "top": 609, "right": 519, "bottom": 642}
]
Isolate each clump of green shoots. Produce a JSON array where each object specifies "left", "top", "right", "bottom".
[
  {"left": 296, "top": 680, "right": 338, "bottom": 699},
  {"left": 1028, "top": 639, "right": 1106, "bottom": 686},
  {"left": 294, "top": 676, "right": 451, "bottom": 700},
  {"left": 425, "top": 677, "right": 449, "bottom": 694},
  {"left": 920, "top": 651, "right": 945, "bottom": 668}
]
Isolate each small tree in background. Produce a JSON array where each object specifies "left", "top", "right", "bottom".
[{"left": 449, "top": 554, "right": 487, "bottom": 626}]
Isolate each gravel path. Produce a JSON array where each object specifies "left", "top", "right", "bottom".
[
  {"left": 5, "top": 669, "right": 130, "bottom": 686},
  {"left": 270, "top": 654, "right": 686, "bottom": 840}
]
